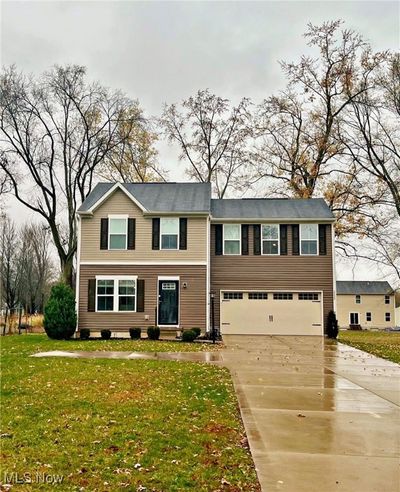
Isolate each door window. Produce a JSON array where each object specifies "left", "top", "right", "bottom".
[{"left": 350, "top": 313, "right": 359, "bottom": 324}]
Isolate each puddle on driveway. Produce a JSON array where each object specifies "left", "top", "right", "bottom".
[{"left": 31, "top": 350, "right": 222, "bottom": 363}]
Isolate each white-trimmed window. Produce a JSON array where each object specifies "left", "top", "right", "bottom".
[
  {"left": 385, "top": 312, "right": 391, "bottom": 322},
  {"left": 160, "top": 218, "right": 179, "bottom": 250},
  {"left": 366, "top": 312, "right": 372, "bottom": 322},
  {"left": 118, "top": 279, "right": 136, "bottom": 311},
  {"left": 300, "top": 224, "right": 318, "bottom": 255},
  {"left": 355, "top": 295, "right": 361, "bottom": 304},
  {"left": 223, "top": 224, "right": 241, "bottom": 255},
  {"left": 96, "top": 276, "right": 136, "bottom": 312},
  {"left": 262, "top": 224, "right": 279, "bottom": 255},
  {"left": 97, "top": 280, "right": 114, "bottom": 311},
  {"left": 109, "top": 216, "right": 128, "bottom": 250},
  {"left": 385, "top": 295, "right": 390, "bottom": 304}
]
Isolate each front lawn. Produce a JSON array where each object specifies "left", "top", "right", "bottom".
[
  {"left": 339, "top": 330, "right": 400, "bottom": 364},
  {"left": 0, "top": 335, "right": 259, "bottom": 491},
  {"left": 4, "top": 333, "right": 222, "bottom": 354}
]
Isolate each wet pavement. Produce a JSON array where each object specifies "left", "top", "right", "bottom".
[
  {"left": 32, "top": 337, "right": 400, "bottom": 491},
  {"left": 31, "top": 350, "right": 222, "bottom": 363},
  {"left": 221, "top": 335, "right": 400, "bottom": 492}
]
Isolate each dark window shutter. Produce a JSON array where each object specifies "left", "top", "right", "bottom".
[
  {"left": 292, "top": 224, "right": 300, "bottom": 255},
  {"left": 137, "top": 279, "right": 145, "bottom": 312},
  {"left": 88, "top": 279, "right": 96, "bottom": 312},
  {"left": 319, "top": 224, "right": 327, "bottom": 255},
  {"left": 253, "top": 225, "right": 261, "bottom": 255},
  {"left": 280, "top": 224, "right": 288, "bottom": 255},
  {"left": 127, "top": 218, "right": 136, "bottom": 250},
  {"left": 152, "top": 218, "right": 160, "bottom": 250},
  {"left": 179, "top": 218, "right": 187, "bottom": 250},
  {"left": 215, "top": 224, "right": 223, "bottom": 255},
  {"left": 100, "top": 218, "right": 108, "bottom": 250},
  {"left": 241, "top": 225, "right": 249, "bottom": 255}
]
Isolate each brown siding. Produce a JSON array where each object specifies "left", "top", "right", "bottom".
[
  {"left": 210, "top": 224, "right": 334, "bottom": 333},
  {"left": 80, "top": 189, "right": 207, "bottom": 262},
  {"left": 79, "top": 265, "right": 206, "bottom": 332}
]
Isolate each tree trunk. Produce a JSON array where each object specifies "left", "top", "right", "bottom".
[
  {"left": 61, "top": 258, "right": 74, "bottom": 289},
  {"left": 3, "top": 308, "right": 8, "bottom": 335}
]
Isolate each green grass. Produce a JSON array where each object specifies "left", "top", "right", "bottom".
[
  {"left": 0, "top": 335, "right": 259, "bottom": 491},
  {"left": 339, "top": 330, "right": 400, "bottom": 364},
  {"left": 1, "top": 333, "right": 221, "bottom": 354}
]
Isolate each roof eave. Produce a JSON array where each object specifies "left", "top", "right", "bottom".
[
  {"left": 77, "top": 210, "right": 94, "bottom": 217},
  {"left": 142, "top": 211, "right": 211, "bottom": 217},
  {"left": 337, "top": 291, "right": 394, "bottom": 295},
  {"left": 210, "top": 217, "right": 335, "bottom": 223}
]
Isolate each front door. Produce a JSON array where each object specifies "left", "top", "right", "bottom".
[
  {"left": 158, "top": 280, "right": 179, "bottom": 325},
  {"left": 350, "top": 312, "right": 359, "bottom": 325}
]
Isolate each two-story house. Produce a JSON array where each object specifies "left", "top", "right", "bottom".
[
  {"left": 76, "top": 182, "right": 335, "bottom": 336},
  {"left": 336, "top": 281, "right": 395, "bottom": 329}
]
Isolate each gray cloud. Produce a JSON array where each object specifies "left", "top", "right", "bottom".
[{"left": 1, "top": 1, "right": 399, "bottom": 280}]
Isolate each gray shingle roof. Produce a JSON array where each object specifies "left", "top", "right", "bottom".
[
  {"left": 211, "top": 198, "right": 334, "bottom": 220},
  {"left": 78, "top": 182, "right": 212, "bottom": 213},
  {"left": 78, "top": 182, "right": 335, "bottom": 220},
  {"left": 337, "top": 281, "right": 394, "bottom": 295},
  {"left": 78, "top": 183, "right": 114, "bottom": 212}
]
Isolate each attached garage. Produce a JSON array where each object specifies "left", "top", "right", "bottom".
[{"left": 220, "top": 291, "right": 323, "bottom": 335}]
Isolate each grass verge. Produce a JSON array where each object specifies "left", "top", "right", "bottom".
[
  {"left": 339, "top": 330, "right": 400, "bottom": 364},
  {"left": 0, "top": 335, "right": 259, "bottom": 491}
]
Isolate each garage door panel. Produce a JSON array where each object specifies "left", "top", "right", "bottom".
[{"left": 221, "top": 292, "right": 322, "bottom": 336}]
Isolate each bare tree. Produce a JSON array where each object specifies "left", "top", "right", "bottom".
[
  {"left": 0, "top": 215, "right": 22, "bottom": 334},
  {"left": 160, "top": 89, "right": 252, "bottom": 198},
  {"left": 98, "top": 108, "right": 166, "bottom": 182},
  {"left": 337, "top": 213, "right": 400, "bottom": 286},
  {"left": 0, "top": 65, "right": 149, "bottom": 286},
  {"left": 340, "top": 53, "right": 400, "bottom": 216},
  {"left": 254, "top": 21, "right": 386, "bottom": 200},
  {"left": 18, "top": 223, "right": 56, "bottom": 314}
]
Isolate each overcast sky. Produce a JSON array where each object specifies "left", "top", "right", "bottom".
[{"left": 1, "top": 0, "right": 399, "bottom": 280}]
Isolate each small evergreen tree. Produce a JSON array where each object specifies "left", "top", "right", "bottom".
[
  {"left": 44, "top": 283, "right": 77, "bottom": 339},
  {"left": 327, "top": 310, "right": 339, "bottom": 339}
]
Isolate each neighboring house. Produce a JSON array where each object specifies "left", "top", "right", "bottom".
[
  {"left": 336, "top": 281, "right": 395, "bottom": 329},
  {"left": 395, "top": 291, "right": 400, "bottom": 327},
  {"left": 76, "top": 182, "right": 335, "bottom": 337}
]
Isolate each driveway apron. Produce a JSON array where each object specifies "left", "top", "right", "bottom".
[{"left": 221, "top": 335, "right": 400, "bottom": 492}]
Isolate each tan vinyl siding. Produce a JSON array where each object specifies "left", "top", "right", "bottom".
[
  {"left": 79, "top": 265, "right": 206, "bottom": 332},
  {"left": 337, "top": 294, "right": 396, "bottom": 329},
  {"left": 210, "top": 223, "right": 334, "bottom": 333},
  {"left": 80, "top": 189, "right": 207, "bottom": 262}
]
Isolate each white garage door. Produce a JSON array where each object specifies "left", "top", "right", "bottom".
[{"left": 220, "top": 291, "right": 323, "bottom": 335}]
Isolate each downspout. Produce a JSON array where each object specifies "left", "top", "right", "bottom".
[
  {"left": 74, "top": 214, "right": 82, "bottom": 337},
  {"left": 206, "top": 214, "right": 210, "bottom": 333}
]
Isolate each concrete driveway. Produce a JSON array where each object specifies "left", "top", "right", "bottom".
[{"left": 221, "top": 335, "right": 400, "bottom": 492}]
